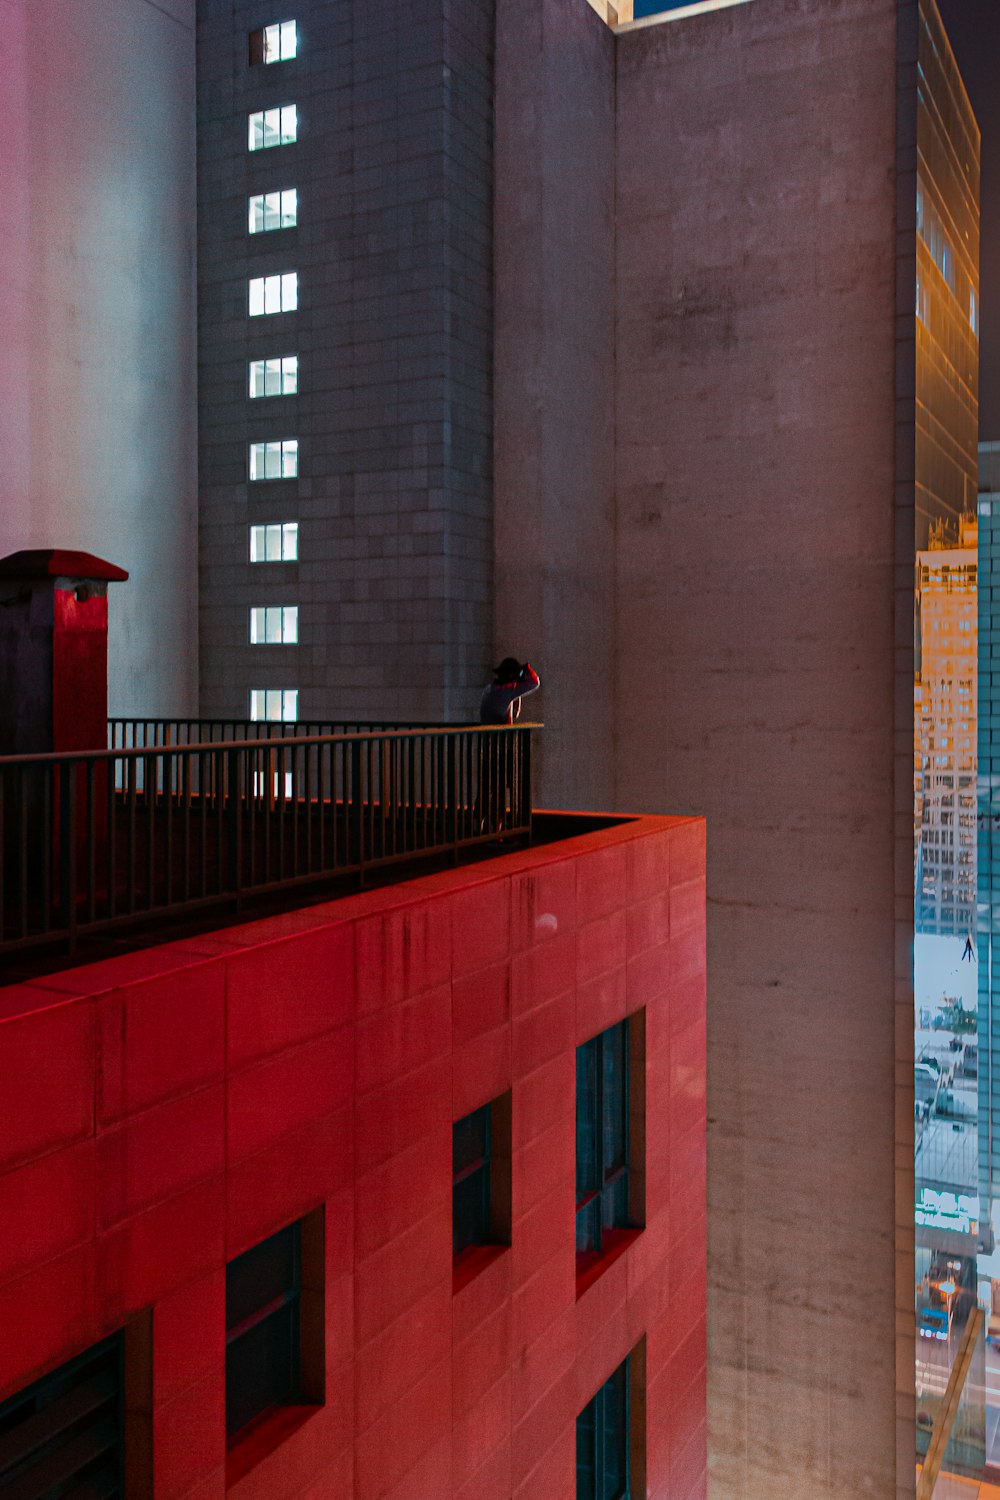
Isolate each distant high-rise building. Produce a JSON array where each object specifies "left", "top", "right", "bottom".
[{"left": 916, "top": 515, "right": 978, "bottom": 937}]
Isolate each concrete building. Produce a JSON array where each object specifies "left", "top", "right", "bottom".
[
  {"left": 0, "top": 0, "right": 199, "bottom": 719},
  {"left": 915, "top": 515, "right": 978, "bottom": 938},
  {"left": 977, "top": 444, "right": 1000, "bottom": 1238}
]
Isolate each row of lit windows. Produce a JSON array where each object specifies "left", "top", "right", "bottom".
[{"left": 246, "top": 26, "right": 300, "bottom": 703}]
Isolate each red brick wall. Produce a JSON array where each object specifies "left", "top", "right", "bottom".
[{"left": 0, "top": 813, "right": 706, "bottom": 1500}]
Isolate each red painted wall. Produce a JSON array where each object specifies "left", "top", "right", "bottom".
[{"left": 0, "top": 812, "right": 706, "bottom": 1500}]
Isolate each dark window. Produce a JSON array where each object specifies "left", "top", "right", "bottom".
[
  {"left": 226, "top": 1222, "right": 302, "bottom": 1441},
  {"left": 576, "top": 1020, "right": 629, "bottom": 1258},
  {"left": 452, "top": 1094, "right": 512, "bottom": 1270},
  {"left": 0, "top": 1333, "right": 123, "bottom": 1500},
  {"left": 577, "top": 1356, "right": 630, "bottom": 1500},
  {"left": 453, "top": 1102, "right": 492, "bottom": 1257}
]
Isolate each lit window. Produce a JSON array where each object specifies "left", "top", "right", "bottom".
[
  {"left": 249, "top": 105, "right": 298, "bottom": 150},
  {"left": 248, "top": 20, "right": 297, "bottom": 65},
  {"left": 453, "top": 1094, "right": 512, "bottom": 1269},
  {"left": 250, "top": 688, "right": 298, "bottom": 721},
  {"left": 250, "top": 522, "right": 299, "bottom": 562},
  {"left": 576, "top": 1016, "right": 643, "bottom": 1273},
  {"left": 0, "top": 1334, "right": 126, "bottom": 1496},
  {"left": 249, "top": 355, "right": 298, "bottom": 398},
  {"left": 249, "top": 189, "right": 298, "bottom": 234},
  {"left": 250, "top": 605, "right": 299, "bottom": 644},
  {"left": 577, "top": 1356, "right": 637, "bottom": 1500},
  {"left": 248, "top": 272, "right": 298, "bottom": 316},
  {"left": 226, "top": 1214, "right": 324, "bottom": 1449},
  {"left": 249, "top": 439, "right": 298, "bottom": 479}
]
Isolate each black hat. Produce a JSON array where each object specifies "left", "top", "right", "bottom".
[{"left": 493, "top": 657, "right": 521, "bottom": 680}]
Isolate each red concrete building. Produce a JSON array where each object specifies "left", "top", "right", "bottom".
[{"left": 0, "top": 809, "right": 705, "bottom": 1500}]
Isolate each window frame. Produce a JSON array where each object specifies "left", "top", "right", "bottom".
[
  {"left": 248, "top": 19, "right": 297, "bottom": 65},
  {"left": 248, "top": 272, "right": 298, "bottom": 317},
  {"left": 575, "top": 1013, "right": 645, "bottom": 1285},
  {"left": 452, "top": 1092, "right": 512, "bottom": 1287},
  {"left": 248, "top": 188, "right": 298, "bottom": 234},
  {"left": 249, "top": 438, "right": 299, "bottom": 481},
  {"left": 249, "top": 355, "right": 299, "bottom": 399},
  {"left": 249, "top": 604, "right": 299, "bottom": 645},
  {"left": 225, "top": 1210, "right": 325, "bottom": 1479},
  {"left": 250, "top": 522, "right": 299, "bottom": 563},
  {"left": 248, "top": 104, "right": 298, "bottom": 151},
  {"left": 250, "top": 687, "right": 299, "bottom": 722},
  {"left": 576, "top": 1345, "right": 646, "bottom": 1500}
]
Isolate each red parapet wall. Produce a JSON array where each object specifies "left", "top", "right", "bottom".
[{"left": 0, "top": 812, "right": 706, "bottom": 1500}]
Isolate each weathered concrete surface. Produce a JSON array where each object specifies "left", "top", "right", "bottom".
[
  {"left": 0, "top": 0, "right": 199, "bottom": 717},
  {"left": 614, "top": 2, "right": 903, "bottom": 1496},
  {"left": 494, "top": 0, "right": 617, "bottom": 806}
]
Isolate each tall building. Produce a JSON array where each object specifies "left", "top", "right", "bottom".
[
  {"left": 0, "top": 0, "right": 984, "bottom": 1496},
  {"left": 915, "top": 515, "right": 978, "bottom": 938},
  {"left": 196, "top": 0, "right": 495, "bottom": 724},
  {"left": 977, "top": 443, "right": 1000, "bottom": 1235}
]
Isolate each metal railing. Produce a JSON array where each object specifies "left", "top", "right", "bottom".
[
  {"left": 0, "top": 724, "right": 535, "bottom": 961},
  {"left": 108, "top": 717, "right": 443, "bottom": 748}
]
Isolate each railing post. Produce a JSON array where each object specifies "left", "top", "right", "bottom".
[
  {"left": 59, "top": 760, "right": 78, "bottom": 952},
  {"left": 227, "top": 747, "right": 243, "bottom": 907},
  {"left": 447, "top": 733, "right": 459, "bottom": 861},
  {"left": 351, "top": 740, "right": 364, "bottom": 884}
]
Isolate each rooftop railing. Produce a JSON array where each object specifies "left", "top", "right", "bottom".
[{"left": 0, "top": 723, "right": 535, "bottom": 963}]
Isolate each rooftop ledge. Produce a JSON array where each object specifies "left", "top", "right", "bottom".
[
  {"left": 0, "top": 809, "right": 702, "bottom": 1009},
  {"left": 586, "top": 0, "right": 752, "bottom": 31},
  {"left": 0, "top": 717, "right": 680, "bottom": 984}
]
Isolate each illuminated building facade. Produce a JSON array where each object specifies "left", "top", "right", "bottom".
[{"left": 915, "top": 516, "right": 978, "bottom": 938}]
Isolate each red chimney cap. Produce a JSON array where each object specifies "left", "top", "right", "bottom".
[{"left": 0, "top": 550, "right": 129, "bottom": 582}]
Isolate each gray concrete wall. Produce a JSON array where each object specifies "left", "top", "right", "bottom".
[
  {"left": 613, "top": 1, "right": 903, "bottom": 1495},
  {"left": 0, "top": 0, "right": 199, "bottom": 717},
  {"left": 197, "top": 0, "right": 495, "bottom": 723},
  {"left": 494, "top": 0, "right": 617, "bottom": 806}
]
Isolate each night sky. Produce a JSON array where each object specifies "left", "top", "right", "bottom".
[{"left": 630, "top": 0, "right": 1000, "bottom": 440}]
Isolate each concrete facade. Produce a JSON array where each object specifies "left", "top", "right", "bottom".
[
  {"left": 492, "top": 0, "right": 935, "bottom": 1495},
  {"left": 197, "top": 0, "right": 495, "bottom": 723},
  {"left": 0, "top": 0, "right": 199, "bottom": 718},
  {"left": 613, "top": 7, "right": 901, "bottom": 1496},
  {"left": 494, "top": 0, "right": 616, "bottom": 809}
]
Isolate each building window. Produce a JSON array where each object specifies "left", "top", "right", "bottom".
[
  {"left": 576, "top": 1016, "right": 644, "bottom": 1273},
  {"left": 249, "top": 105, "right": 298, "bottom": 151},
  {"left": 249, "top": 189, "right": 298, "bottom": 234},
  {"left": 250, "top": 605, "right": 299, "bottom": 644},
  {"left": 250, "top": 688, "right": 298, "bottom": 721},
  {"left": 249, "top": 439, "right": 298, "bottom": 480},
  {"left": 250, "top": 522, "right": 299, "bottom": 562},
  {"left": 225, "top": 1213, "right": 324, "bottom": 1467},
  {"left": 249, "top": 272, "right": 298, "bottom": 316},
  {"left": 249, "top": 355, "right": 298, "bottom": 398},
  {"left": 0, "top": 1333, "right": 124, "bottom": 1497},
  {"left": 453, "top": 1093, "right": 512, "bottom": 1269},
  {"left": 577, "top": 1355, "right": 637, "bottom": 1500},
  {"left": 971, "top": 288, "right": 979, "bottom": 336},
  {"left": 249, "top": 20, "right": 297, "bottom": 65}
]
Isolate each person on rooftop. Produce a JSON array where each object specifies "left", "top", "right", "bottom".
[{"left": 480, "top": 657, "right": 541, "bottom": 725}]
